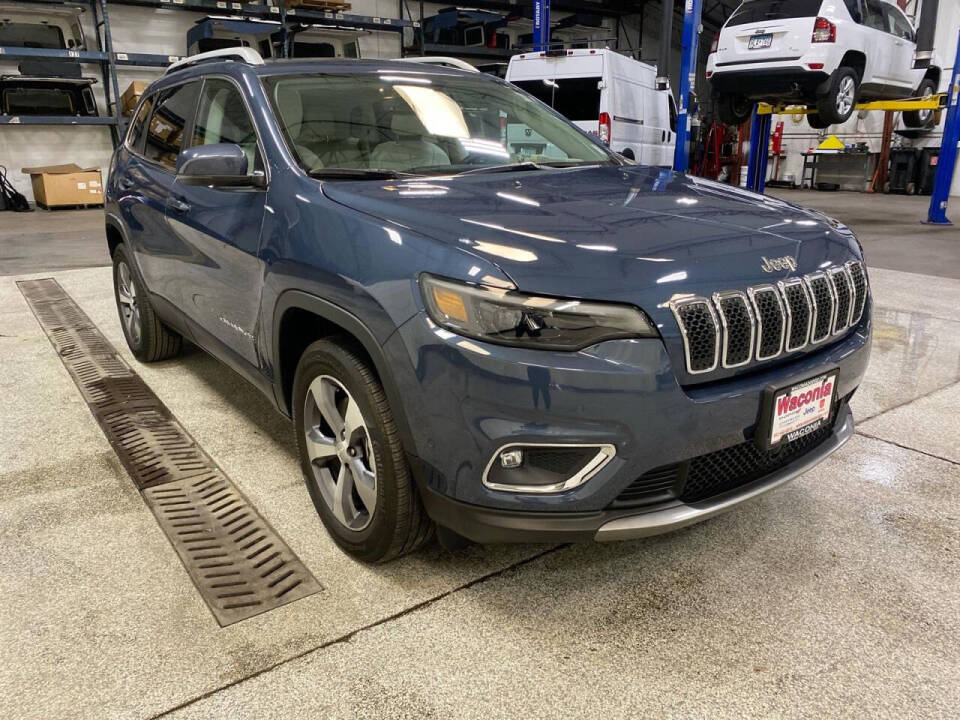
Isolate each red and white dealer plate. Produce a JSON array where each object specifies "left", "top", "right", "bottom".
[{"left": 769, "top": 372, "right": 837, "bottom": 446}]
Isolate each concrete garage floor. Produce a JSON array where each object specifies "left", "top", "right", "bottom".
[{"left": 1, "top": 194, "right": 959, "bottom": 718}]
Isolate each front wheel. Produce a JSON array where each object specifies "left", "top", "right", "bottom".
[
  {"left": 716, "top": 94, "right": 753, "bottom": 126},
  {"left": 292, "top": 338, "right": 433, "bottom": 562},
  {"left": 816, "top": 67, "right": 859, "bottom": 125}
]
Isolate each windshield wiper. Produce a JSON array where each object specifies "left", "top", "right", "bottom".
[
  {"left": 307, "top": 168, "right": 419, "bottom": 180},
  {"left": 454, "top": 161, "right": 553, "bottom": 176}
]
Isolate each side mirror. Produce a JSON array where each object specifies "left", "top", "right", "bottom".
[{"left": 176, "top": 143, "right": 265, "bottom": 188}]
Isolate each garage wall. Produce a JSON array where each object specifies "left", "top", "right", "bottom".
[
  {"left": 772, "top": 0, "right": 960, "bottom": 195},
  {"left": 0, "top": 1, "right": 401, "bottom": 202}
]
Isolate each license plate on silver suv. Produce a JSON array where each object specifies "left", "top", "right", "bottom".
[{"left": 748, "top": 33, "right": 772, "bottom": 49}]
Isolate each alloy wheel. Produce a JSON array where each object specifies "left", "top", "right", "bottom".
[
  {"left": 836, "top": 76, "right": 856, "bottom": 117},
  {"left": 116, "top": 260, "right": 142, "bottom": 346},
  {"left": 917, "top": 85, "right": 934, "bottom": 125},
  {"left": 303, "top": 375, "right": 377, "bottom": 531}
]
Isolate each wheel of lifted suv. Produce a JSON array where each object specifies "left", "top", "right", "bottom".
[
  {"left": 903, "top": 78, "right": 938, "bottom": 129},
  {"left": 292, "top": 338, "right": 433, "bottom": 562},
  {"left": 112, "top": 244, "right": 181, "bottom": 362},
  {"left": 716, "top": 93, "right": 752, "bottom": 126},
  {"left": 816, "top": 67, "right": 859, "bottom": 125}
]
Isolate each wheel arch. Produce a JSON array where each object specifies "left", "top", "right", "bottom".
[
  {"left": 272, "top": 290, "right": 416, "bottom": 455},
  {"left": 105, "top": 214, "right": 127, "bottom": 257},
  {"left": 923, "top": 66, "right": 941, "bottom": 89},
  {"left": 839, "top": 51, "right": 866, "bottom": 81}
]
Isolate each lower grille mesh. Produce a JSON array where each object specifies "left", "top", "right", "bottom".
[{"left": 612, "top": 400, "right": 844, "bottom": 508}]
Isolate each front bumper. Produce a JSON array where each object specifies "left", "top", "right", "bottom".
[{"left": 420, "top": 403, "right": 854, "bottom": 543}]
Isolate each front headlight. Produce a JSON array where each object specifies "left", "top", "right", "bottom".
[{"left": 420, "top": 274, "right": 658, "bottom": 351}]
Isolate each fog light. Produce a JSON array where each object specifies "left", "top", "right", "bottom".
[{"left": 499, "top": 449, "right": 524, "bottom": 468}]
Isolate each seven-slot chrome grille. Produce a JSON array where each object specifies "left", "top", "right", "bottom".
[{"left": 670, "top": 261, "right": 868, "bottom": 376}]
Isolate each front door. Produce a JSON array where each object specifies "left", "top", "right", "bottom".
[{"left": 165, "top": 77, "right": 267, "bottom": 366}]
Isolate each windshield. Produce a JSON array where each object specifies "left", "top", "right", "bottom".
[
  {"left": 263, "top": 71, "right": 614, "bottom": 176},
  {"left": 0, "top": 22, "right": 65, "bottom": 49},
  {"left": 727, "top": 0, "right": 823, "bottom": 26}
]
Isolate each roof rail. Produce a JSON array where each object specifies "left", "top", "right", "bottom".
[
  {"left": 165, "top": 47, "right": 264, "bottom": 75},
  {"left": 395, "top": 56, "right": 479, "bottom": 72}
]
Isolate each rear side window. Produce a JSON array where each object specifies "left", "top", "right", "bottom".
[
  {"left": 726, "top": 0, "right": 824, "bottom": 26},
  {"left": 127, "top": 94, "right": 154, "bottom": 153},
  {"left": 512, "top": 77, "right": 601, "bottom": 122},
  {"left": 862, "top": 0, "right": 887, "bottom": 31},
  {"left": 0, "top": 22, "right": 65, "bottom": 49},
  {"left": 191, "top": 78, "right": 262, "bottom": 172},
  {"left": 843, "top": 0, "right": 863, "bottom": 24},
  {"left": 144, "top": 82, "right": 201, "bottom": 170}
]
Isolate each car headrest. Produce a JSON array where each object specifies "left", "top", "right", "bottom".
[
  {"left": 275, "top": 85, "right": 303, "bottom": 139},
  {"left": 391, "top": 113, "right": 424, "bottom": 137}
]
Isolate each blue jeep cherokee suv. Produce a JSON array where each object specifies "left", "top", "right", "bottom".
[{"left": 106, "top": 48, "right": 871, "bottom": 562}]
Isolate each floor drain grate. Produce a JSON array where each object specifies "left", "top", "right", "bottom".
[{"left": 18, "top": 278, "right": 321, "bottom": 626}]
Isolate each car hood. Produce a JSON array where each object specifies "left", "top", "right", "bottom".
[{"left": 321, "top": 165, "right": 859, "bottom": 304}]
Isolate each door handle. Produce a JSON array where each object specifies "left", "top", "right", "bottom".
[
  {"left": 169, "top": 198, "right": 191, "bottom": 214},
  {"left": 118, "top": 177, "right": 134, "bottom": 190}
]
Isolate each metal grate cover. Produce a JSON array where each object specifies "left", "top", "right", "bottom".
[{"left": 18, "top": 278, "right": 321, "bottom": 626}]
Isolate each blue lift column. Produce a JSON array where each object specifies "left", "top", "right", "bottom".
[
  {"left": 745, "top": 105, "right": 773, "bottom": 194},
  {"left": 533, "top": 0, "right": 551, "bottom": 52},
  {"left": 926, "top": 29, "right": 960, "bottom": 225},
  {"left": 673, "top": 0, "right": 703, "bottom": 172}
]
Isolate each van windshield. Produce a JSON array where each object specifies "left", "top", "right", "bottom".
[
  {"left": 511, "top": 77, "right": 601, "bottom": 122},
  {"left": 264, "top": 72, "right": 614, "bottom": 177},
  {"left": 727, "top": 0, "right": 823, "bottom": 26}
]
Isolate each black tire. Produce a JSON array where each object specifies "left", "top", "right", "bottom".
[
  {"left": 292, "top": 337, "right": 433, "bottom": 562},
  {"left": 807, "top": 112, "right": 832, "bottom": 130},
  {"left": 112, "top": 244, "right": 182, "bottom": 362},
  {"left": 716, "top": 94, "right": 752, "bottom": 126},
  {"left": 903, "top": 78, "right": 938, "bottom": 129},
  {"left": 816, "top": 66, "right": 859, "bottom": 125}
]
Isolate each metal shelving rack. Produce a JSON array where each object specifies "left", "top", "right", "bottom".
[{"left": 0, "top": 0, "right": 419, "bottom": 146}]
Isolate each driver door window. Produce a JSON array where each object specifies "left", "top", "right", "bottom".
[{"left": 191, "top": 78, "right": 262, "bottom": 173}]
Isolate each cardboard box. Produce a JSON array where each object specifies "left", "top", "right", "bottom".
[
  {"left": 21, "top": 164, "right": 104, "bottom": 208},
  {"left": 121, "top": 80, "right": 149, "bottom": 116}
]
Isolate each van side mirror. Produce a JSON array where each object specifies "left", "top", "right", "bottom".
[{"left": 176, "top": 143, "right": 266, "bottom": 188}]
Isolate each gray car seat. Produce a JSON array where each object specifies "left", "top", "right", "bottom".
[
  {"left": 274, "top": 84, "right": 323, "bottom": 171},
  {"left": 368, "top": 113, "right": 450, "bottom": 171}
]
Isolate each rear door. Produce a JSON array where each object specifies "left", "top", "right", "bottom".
[
  {"left": 165, "top": 77, "right": 267, "bottom": 366},
  {"left": 882, "top": 3, "right": 919, "bottom": 91},
  {"left": 860, "top": 0, "right": 894, "bottom": 85},
  {"left": 128, "top": 81, "right": 202, "bottom": 304},
  {"left": 715, "top": 0, "right": 823, "bottom": 66}
]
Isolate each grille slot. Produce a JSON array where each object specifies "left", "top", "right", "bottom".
[
  {"left": 671, "top": 298, "right": 719, "bottom": 374},
  {"left": 748, "top": 285, "right": 785, "bottom": 361},
  {"left": 847, "top": 261, "right": 867, "bottom": 325},
  {"left": 611, "top": 464, "right": 683, "bottom": 507},
  {"left": 714, "top": 291, "right": 754, "bottom": 368},
  {"left": 779, "top": 278, "right": 811, "bottom": 352},
  {"left": 829, "top": 266, "right": 853, "bottom": 334},
  {"left": 17, "top": 278, "right": 322, "bottom": 626},
  {"left": 805, "top": 272, "right": 835, "bottom": 344}
]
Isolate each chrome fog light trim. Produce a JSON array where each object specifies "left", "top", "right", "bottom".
[{"left": 482, "top": 443, "right": 616, "bottom": 494}]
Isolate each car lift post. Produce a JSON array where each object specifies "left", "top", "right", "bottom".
[
  {"left": 673, "top": 0, "right": 703, "bottom": 172},
  {"left": 926, "top": 29, "right": 960, "bottom": 225},
  {"left": 533, "top": 0, "right": 551, "bottom": 52},
  {"left": 745, "top": 105, "right": 773, "bottom": 194}
]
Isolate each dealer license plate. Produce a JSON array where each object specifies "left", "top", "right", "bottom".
[
  {"left": 767, "top": 372, "right": 837, "bottom": 447},
  {"left": 748, "top": 34, "right": 773, "bottom": 49}
]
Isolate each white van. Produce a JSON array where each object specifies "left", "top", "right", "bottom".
[{"left": 505, "top": 49, "right": 677, "bottom": 167}]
